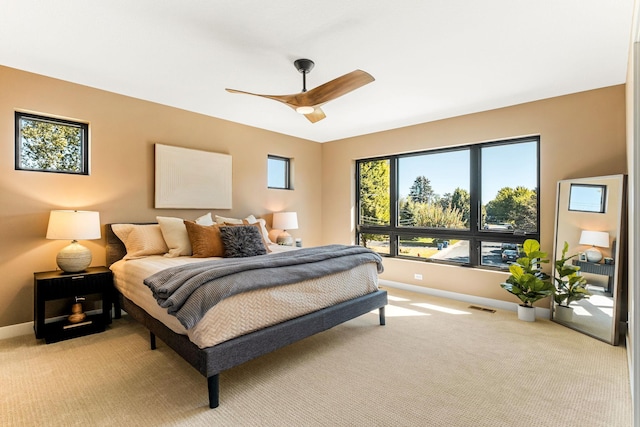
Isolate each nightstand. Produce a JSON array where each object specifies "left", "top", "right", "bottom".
[
  {"left": 572, "top": 259, "right": 615, "bottom": 295},
  {"left": 34, "top": 266, "right": 113, "bottom": 343}
]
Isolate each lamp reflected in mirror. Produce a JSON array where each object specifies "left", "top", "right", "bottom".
[{"left": 578, "top": 230, "right": 610, "bottom": 263}]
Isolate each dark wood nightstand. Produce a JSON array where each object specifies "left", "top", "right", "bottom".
[
  {"left": 572, "top": 259, "right": 615, "bottom": 295},
  {"left": 34, "top": 266, "right": 113, "bottom": 343}
]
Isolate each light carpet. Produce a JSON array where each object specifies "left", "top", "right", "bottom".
[{"left": 0, "top": 287, "right": 631, "bottom": 426}]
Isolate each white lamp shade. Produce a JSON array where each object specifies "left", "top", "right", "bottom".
[
  {"left": 46, "top": 210, "right": 101, "bottom": 241},
  {"left": 46, "top": 210, "right": 100, "bottom": 272},
  {"left": 578, "top": 230, "right": 610, "bottom": 248},
  {"left": 272, "top": 212, "right": 298, "bottom": 231}
]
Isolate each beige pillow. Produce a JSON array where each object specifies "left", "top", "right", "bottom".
[
  {"left": 184, "top": 221, "right": 225, "bottom": 258},
  {"left": 245, "top": 215, "right": 273, "bottom": 244},
  {"left": 215, "top": 214, "right": 243, "bottom": 225},
  {"left": 156, "top": 213, "right": 215, "bottom": 257},
  {"left": 157, "top": 216, "right": 192, "bottom": 257},
  {"left": 112, "top": 224, "right": 169, "bottom": 260}
]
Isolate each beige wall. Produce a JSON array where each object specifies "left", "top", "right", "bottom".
[
  {"left": 321, "top": 85, "right": 627, "bottom": 305},
  {"left": 0, "top": 64, "right": 628, "bottom": 328},
  {"left": 0, "top": 65, "right": 321, "bottom": 327}
]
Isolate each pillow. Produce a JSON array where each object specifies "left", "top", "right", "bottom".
[
  {"left": 245, "top": 215, "right": 273, "bottom": 244},
  {"left": 224, "top": 221, "right": 272, "bottom": 253},
  {"left": 216, "top": 214, "right": 273, "bottom": 244},
  {"left": 215, "top": 215, "right": 243, "bottom": 225},
  {"left": 184, "top": 221, "right": 225, "bottom": 257},
  {"left": 111, "top": 224, "right": 169, "bottom": 260},
  {"left": 157, "top": 213, "right": 214, "bottom": 257},
  {"left": 218, "top": 225, "right": 268, "bottom": 258},
  {"left": 157, "top": 216, "right": 192, "bottom": 257},
  {"left": 195, "top": 212, "right": 214, "bottom": 226}
]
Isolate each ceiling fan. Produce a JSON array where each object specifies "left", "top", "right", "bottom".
[{"left": 225, "top": 59, "right": 374, "bottom": 123}]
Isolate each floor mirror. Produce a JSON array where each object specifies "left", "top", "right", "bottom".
[{"left": 552, "top": 175, "right": 627, "bottom": 345}]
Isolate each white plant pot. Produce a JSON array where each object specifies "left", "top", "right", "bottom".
[
  {"left": 554, "top": 305, "right": 573, "bottom": 323},
  {"left": 517, "top": 305, "right": 536, "bottom": 322}
]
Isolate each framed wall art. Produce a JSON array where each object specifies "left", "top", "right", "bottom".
[{"left": 155, "top": 144, "right": 232, "bottom": 209}]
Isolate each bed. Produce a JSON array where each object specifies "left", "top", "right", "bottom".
[{"left": 105, "top": 222, "right": 387, "bottom": 409}]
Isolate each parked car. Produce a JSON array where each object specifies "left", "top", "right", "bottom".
[
  {"left": 501, "top": 249, "right": 519, "bottom": 263},
  {"left": 501, "top": 242, "right": 518, "bottom": 251}
]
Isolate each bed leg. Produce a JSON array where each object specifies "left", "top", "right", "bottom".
[
  {"left": 208, "top": 374, "right": 220, "bottom": 408},
  {"left": 379, "top": 306, "right": 386, "bottom": 326},
  {"left": 150, "top": 332, "right": 156, "bottom": 350}
]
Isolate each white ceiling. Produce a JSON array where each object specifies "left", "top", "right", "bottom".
[{"left": 0, "top": 1, "right": 635, "bottom": 143}]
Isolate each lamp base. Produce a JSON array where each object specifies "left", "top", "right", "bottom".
[
  {"left": 585, "top": 247, "right": 603, "bottom": 263},
  {"left": 276, "top": 231, "right": 294, "bottom": 246},
  {"left": 56, "top": 240, "right": 92, "bottom": 273}
]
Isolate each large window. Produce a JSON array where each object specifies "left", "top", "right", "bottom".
[
  {"left": 15, "top": 112, "right": 89, "bottom": 175},
  {"left": 356, "top": 137, "right": 539, "bottom": 270}
]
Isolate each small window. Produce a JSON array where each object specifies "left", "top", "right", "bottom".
[
  {"left": 15, "top": 112, "right": 89, "bottom": 175},
  {"left": 568, "top": 184, "right": 606, "bottom": 213},
  {"left": 268, "top": 155, "right": 291, "bottom": 189}
]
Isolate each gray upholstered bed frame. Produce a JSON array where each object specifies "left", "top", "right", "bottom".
[{"left": 105, "top": 224, "right": 388, "bottom": 408}]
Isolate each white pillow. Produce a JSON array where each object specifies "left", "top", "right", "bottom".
[
  {"left": 157, "top": 213, "right": 215, "bottom": 257},
  {"left": 112, "top": 224, "right": 168, "bottom": 260},
  {"left": 195, "top": 212, "right": 214, "bottom": 226}
]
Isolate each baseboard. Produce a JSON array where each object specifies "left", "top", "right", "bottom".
[
  {"left": 379, "top": 279, "right": 551, "bottom": 319},
  {"left": 0, "top": 321, "right": 34, "bottom": 340}
]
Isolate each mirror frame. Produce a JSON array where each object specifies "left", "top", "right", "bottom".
[{"left": 552, "top": 174, "right": 627, "bottom": 345}]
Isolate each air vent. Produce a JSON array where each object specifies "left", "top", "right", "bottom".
[{"left": 468, "top": 305, "right": 496, "bottom": 313}]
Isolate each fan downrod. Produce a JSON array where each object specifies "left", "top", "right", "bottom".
[{"left": 294, "top": 59, "right": 314, "bottom": 92}]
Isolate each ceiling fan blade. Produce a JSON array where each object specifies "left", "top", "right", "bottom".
[
  {"left": 225, "top": 88, "right": 299, "bottom": 106},
  {"left": 304, "top": 107, "right": 326, "bottom": 123},
  {"left": 298, "top": 70, "right": 374, "bottom": 107}
]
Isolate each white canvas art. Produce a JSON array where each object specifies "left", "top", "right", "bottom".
[{"left": 155, "top": 144, "right": 232, "bottom": 209}]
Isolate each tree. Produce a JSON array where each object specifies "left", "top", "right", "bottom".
[
  {"left": 440, "top": 187, "right": 470, "bottom": 227},
  {"left": 398, "top": 197, "right": 415, "bottom": 226},
  {"left": 19, "top": 118, "right": 83, "bottom": 172},
  {"left": 359, "top": 160, "right": 390, "bottom": 226},
  {"left": 485, "top": 186, "right": 537, "bottom": 231},
  {"left": 408, "top": 176, "right": 435, "bottom": 204}
]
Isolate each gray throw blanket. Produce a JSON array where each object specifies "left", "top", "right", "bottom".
[{"left": 144, "top": 244, "right": 384, "bottom": 329}]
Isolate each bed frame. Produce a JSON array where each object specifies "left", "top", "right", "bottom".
[{"left": 105, "top": 224, "right": 387, "bottom": 408}]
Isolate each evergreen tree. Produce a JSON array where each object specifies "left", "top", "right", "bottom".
[{"left": 408, "top": 176, "right": 435, "bottom": 204}]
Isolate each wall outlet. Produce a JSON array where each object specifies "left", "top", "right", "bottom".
[{"left": 414, "top": 273, "right": 423, "bottom": 280}]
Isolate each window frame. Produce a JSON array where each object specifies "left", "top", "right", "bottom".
[
  {"left": 15, "top": 111, "right": 89, "bottom": 175},
  {"left": 355, "top": 136, "right": 540, "bottom": 270},
  {"left": 267, "top": 155, "right": 292, "bottom": 190}
]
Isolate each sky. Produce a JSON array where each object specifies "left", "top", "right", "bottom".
[{"left": 398, "top": 141, "right": 537, "bottom": 201}]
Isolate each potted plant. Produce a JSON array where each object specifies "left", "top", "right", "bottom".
[
  {"left": 553, "top": 241, "right": 590, "bottom": 322},
  {"left": 500, "top": 239, "right": 555, "bottom": 321}
]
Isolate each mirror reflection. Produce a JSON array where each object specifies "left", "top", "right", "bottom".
[{"left": 552, "top": 175, "right": 626, "bottom": 345}]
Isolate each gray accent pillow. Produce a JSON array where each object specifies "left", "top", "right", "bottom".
[{"left": 219, "top": 225, "right": 268, "bottom": 257}]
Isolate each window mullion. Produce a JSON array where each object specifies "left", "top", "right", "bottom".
[{"left": 389, "top": 156, "right": 398, "bottom": 256}]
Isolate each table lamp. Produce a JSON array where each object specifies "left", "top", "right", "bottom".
[
  {"left": 578, "top": 230, "right": 610, "bottom": 263},
  {"left": 272, "top": 212, "right": 298, "bottom": 246},
  {"left": 46, "top": 210, "right": 101, "bottom": 273}
]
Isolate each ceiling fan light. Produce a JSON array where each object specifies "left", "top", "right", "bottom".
[{"left": 295, "top": 106, "right": 315, "bottom": 115}]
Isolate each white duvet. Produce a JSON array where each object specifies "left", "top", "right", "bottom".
[{"left": 110, "top": 245, "right": 379, "bottom": 348}]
